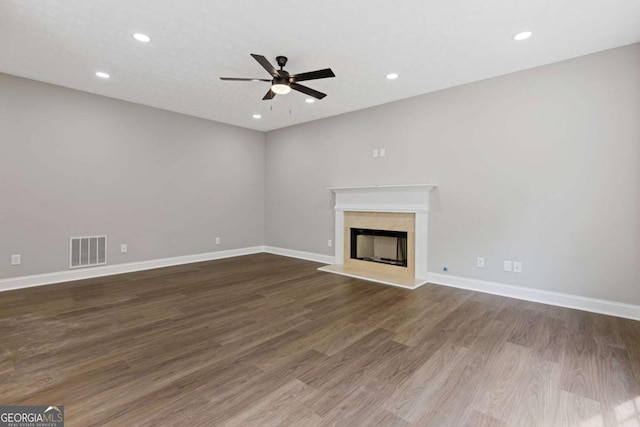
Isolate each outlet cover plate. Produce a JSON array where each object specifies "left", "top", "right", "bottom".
[{"left": 513, "top": 261, "right": 522, "bottom": 273}]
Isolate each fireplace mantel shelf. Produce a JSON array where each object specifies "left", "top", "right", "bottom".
[
  {"left": 329, "top": 184, "right": 437, "bottom": 214},
  {"left": 328, "top": 184, "right": 436, "bottom": 192}
]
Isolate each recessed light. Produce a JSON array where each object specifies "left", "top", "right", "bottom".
[
  {"left": 386, "top": 73, "right": 399, "bottom": 80},
  {"left": 95, "top": 71, "right": 110, "bottom": 79},
  {"left": 252, "top": 114, "right": 262, "bottom": 119},
  {"left": 132, "top": 33, "right": 151, "bottom": 43},
  {"left": 305, "top": 98, "right": 315, "bottom": 104},
  {"left": 513, "top": 31, "right": 533, "bottom": 41}
]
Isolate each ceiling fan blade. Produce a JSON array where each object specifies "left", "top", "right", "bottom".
[
  {"left": 290, "top": 83, "right": 327, "bottom": 99},
  {"left": 220, "top": 77, "right": 271, "bottom": 82},
  {"left": 290, "top": 68, "right": 335, "bottom": 82},
  {"left": 262, "top": 89, "right": 276, "bottom": 100},
  {"left": 251, "top": 54, "right": 280, "bottom": 77}
]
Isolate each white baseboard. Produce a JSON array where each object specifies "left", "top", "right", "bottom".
[
  {"left": 427, "top": 272, "right": 640, "bottom": 321},
  {"left": 263, "top": 246, "right": 335, "bottom": 265},
  {"left": 2, "top": 246, "right": 638, "bottom": 321},
  {"left": 0, "top": 246, "right": 264, "bottom": 293}
]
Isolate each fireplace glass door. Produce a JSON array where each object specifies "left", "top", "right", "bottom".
[{"left": 350, "top": 228, "right": 408, "bottom": 267}]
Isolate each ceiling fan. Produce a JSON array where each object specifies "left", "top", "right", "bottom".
[{"left": 220, "top": 54, "right": 335, "bottom": 100}]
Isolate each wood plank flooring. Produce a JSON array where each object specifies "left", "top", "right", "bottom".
[{"left": 1, "top": 253, "right": 639, "bottom": 426}]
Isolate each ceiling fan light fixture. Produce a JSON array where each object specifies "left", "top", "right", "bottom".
[{"left": 271, "top": 83, "right": 291, "bottom": 95}]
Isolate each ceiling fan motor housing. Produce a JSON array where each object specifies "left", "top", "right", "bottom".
[{"left": 273, "top": 76, "right": 289, "bottom": 86}]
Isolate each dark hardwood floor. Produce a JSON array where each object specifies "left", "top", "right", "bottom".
[{"left": 1, "top": 253, "right": 639, "bottom": 426}]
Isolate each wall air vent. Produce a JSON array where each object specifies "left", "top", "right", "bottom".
[{"left": 69, "top": 236, "right": 107, "bottom": 269}]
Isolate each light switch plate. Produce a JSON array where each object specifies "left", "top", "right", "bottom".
[{"left": 503, "top": 260, "right": 512, "bottom": 272}]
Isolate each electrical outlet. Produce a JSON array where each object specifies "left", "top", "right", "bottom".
[
  {"left": 476, "top": 256, "right": 485, "bottom": 268},
  {"left": 328, "top": 239, "right": 333, "bottom": 248},
  {"left": 379, "top": 148, "right": 386, "bottom": 157},
  {"left": 503, "top": 260, "right": 512, "bottom": 272},
  {"left": 372, "top": 148, "right": 379, "bottom": 158},
  {"left": 215, "top": 237, "right": 221, "bottom": 245},
  {"left": 11, "top": 254, "right": 21, "bottom": 266},
  {"left": 120, "top": 244, "right": 128, "bottom": 253},
  {"left": 513, "top": 261, "right": 522, "bottom": 273}
]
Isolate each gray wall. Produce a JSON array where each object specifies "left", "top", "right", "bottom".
[
  {"left": 0, "top": 73, "right": 265, "bottom": 279},
  {"left": 265, "top": 44, "right": 640, "bottom": 305},
  {"left": 3, "top": 44, "right": 639, "bottom": 305}
]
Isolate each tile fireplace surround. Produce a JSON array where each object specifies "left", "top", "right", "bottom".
[{"left": 318, "top": 184, "right": 436, "bottom": 289}]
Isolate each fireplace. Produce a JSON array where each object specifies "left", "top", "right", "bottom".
[
  {"left": 342, "top": 211, "right": 415, "bottom": 280},
  {"left": 350, "top": 228, "right": 408, "bottom": 267},
  {"left": 318, "top": 184, "right": 436, "bottom": 289}
]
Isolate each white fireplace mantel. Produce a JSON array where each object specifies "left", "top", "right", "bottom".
[
  {"left": 329, "top": 184, "right": 436, "bottom": 213},
  {"left": 321, "top": 184, "right": 437, "bottom": 289}
]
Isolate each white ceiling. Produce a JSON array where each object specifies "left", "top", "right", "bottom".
[{"left": 2, "top": 0, "right": 639, "bottom": 132}]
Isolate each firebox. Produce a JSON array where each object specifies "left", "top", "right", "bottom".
[{"left": 350, "top": 228, "right": 408, "bottom": 267}]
